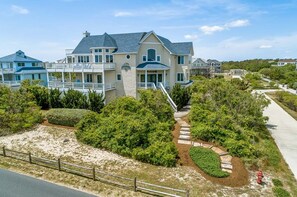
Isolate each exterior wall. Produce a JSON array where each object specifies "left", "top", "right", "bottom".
[
  {"left": 104, "top": 70, "right": 116, "bottom": 85},
  {"left": 105, "top": 90, "right": 116, "bottom": 103}
]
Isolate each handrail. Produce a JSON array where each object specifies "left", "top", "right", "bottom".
[{"left": 159, "top": 83, "right": 177, "bottom": 112}]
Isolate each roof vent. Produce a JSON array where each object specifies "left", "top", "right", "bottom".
[{"left": 83, "top": 31, "right": 90, "bottom": 37}]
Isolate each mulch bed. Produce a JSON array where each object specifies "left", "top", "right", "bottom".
[
  {"left": 41, "top": 119, "right": 76, "bottom": 130},
  {"left": 172, "top": 117, "right": 249, "bottom": 187}
]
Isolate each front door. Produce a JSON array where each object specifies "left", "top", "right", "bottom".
[{"left": 140, "top": 73, "right": 162, "bottom": 85}]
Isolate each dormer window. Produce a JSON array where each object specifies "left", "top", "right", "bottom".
[{"left": 147, "top": 49, "right": 156, "bottom": 61}]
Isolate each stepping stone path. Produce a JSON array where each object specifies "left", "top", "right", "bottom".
[{"left": 174, "top": 105, "right": 233, "bottom": 173}]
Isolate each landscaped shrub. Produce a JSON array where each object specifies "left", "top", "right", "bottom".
[
  {"left": 49, "top": 88, "right": 63, "bottom": 108},
  {"left": 76, "top": 94, "right": 178, "bottom": 167},
  {"left": 88, "top": 90, "right": 105, "bottom": 113},
  {"left": 0, "top": 85, "right": 43, "bottom": 135},
  {"left": 46, "top": 108, "right": 94, "bottom": 127},
  {"left": 189, "top": 147, "right": 229, "bottom": 178},
  {"left": 62, "top": 89, "right": 89, "bottom": 109},
  {"left": 275, "top": 91, "right": 297, "bottom": 112},
  {"left": 272, "top": 179, "right": 284, "bottom": 187},
  {"left": 170, "top": 84, "right": 190, "bottom": 111},
  {"left": 273, "top": 187, "right": 291, "bottom": 197}
]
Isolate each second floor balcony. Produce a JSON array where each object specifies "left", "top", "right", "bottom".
[
  {"left": 0, "top": 68, "right": 15, "bottom": 74},
  {"left": 46, "top": 63, "right": 115, "bottom": 73},
  {"left": 48, "top": 81, "right": 116, "bottom": 92}
]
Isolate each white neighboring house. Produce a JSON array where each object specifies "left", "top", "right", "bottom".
[
  {"left": 190, "top": 58, "right": 221, "bottom": 76},
  {"left": 277, "top": 59, "right": 297, "bottom": 67},
  {"left": 45, "top": 31, "right": 194, "bottom": 103}
]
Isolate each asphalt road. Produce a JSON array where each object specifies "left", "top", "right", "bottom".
[
  {"left": 0, "top": 169, "right": 97, "bottom": 197},
  {"left": 258, "top": 90, "right": 297, "bottom": 180}
]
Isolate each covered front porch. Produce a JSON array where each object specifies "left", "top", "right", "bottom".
[{"left": 136, "top": 62, "right": 170, "bottom": 89}]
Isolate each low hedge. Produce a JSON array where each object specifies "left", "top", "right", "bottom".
[
  {"left": 189, "top": 147, "right": 229, "bottom": 178},
  {"left": 273, "top": 187, "right": 291, "bottom": 197},
  {"left": 46, "top": 108, "right": 94, "bottom": 127}
]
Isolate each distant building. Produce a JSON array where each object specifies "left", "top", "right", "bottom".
[
  {"left": 277, "top": 59, "right": 297, "bottom": 67},
  {"left": 0, "top": 50, "right": 47, "bottom": 87},
  {"left": 190, "top": 58, "right": 221, "bottom": 76}
]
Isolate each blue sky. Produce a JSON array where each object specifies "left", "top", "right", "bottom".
[{"left": 0, "top": 0, "right": 296, "bottom": 61}]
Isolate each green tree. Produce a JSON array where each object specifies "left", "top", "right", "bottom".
[
  {"left": 88, "top": 90, "right": 105, "bottom": 113},
  {"left": 61, "top": 89, "right": 89, "bottom": 109}
]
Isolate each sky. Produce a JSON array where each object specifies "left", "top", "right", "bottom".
[{"left": 0, "top": 0, "right": 296, "bottom": 62}]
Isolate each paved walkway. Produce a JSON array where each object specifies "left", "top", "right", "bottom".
[
  {"left": 259, "top": 90, "right": 297, "bottom": 180},
  {"left": 0, "top": 169, "right": 97, "bottom": 197},
  {"left": 262, "top": 78, "right": 297, "bottom": 94}
]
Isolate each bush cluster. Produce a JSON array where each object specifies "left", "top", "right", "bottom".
[
  {"left": 20, "top": 80, "right": 105, "bottom": 113},
  {"left": 76, "top": 90, "right": 177, "bottom": 167},
  {"left": 170, "top": 84, "right": 190, "bottom": 111},
  {"left": 190, "top": 79, "right": 270, "bottom": 158},
  {"left": 275, "top": 91, "right": 297, "bottom": 112},
  {"left": 46, "top": 108, "right": 94, "bottom": 127},
  {"left": 189, "top": 147, "right": 229, "bottom": 178},
  {"left": 273, "top": 187, "right": 291, "bottom": 197},
  {"left": 0, "top": 85, "right": 42, "bottom": 135}
]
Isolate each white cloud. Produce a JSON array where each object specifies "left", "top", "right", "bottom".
[
  {"left": 11, "top": 5, "right": 29, "bottom": 15},
  {"left": 200, "top": 19, "right": 250, "bottom": 35},
  {"left": 259, "top": 45, "right": 273, "bottom": 49},
  {"left": 200, "top": 25, "right": 225, "bottom": 35},
  {"left": 114, "top": 11, "right": 134, "bottom": 17},
  {"left": 226, "top": 19, "right": 249, "bottom": 28},
  {"left": 184, "top": 34, "right": 199, "bottom": 40}
]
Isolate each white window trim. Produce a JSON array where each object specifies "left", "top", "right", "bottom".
[
  {"left": 157, "top": 55, "right": 161, "bottom": 62},
  {"left": 142, "top": 55, "right": 147, "bottom": 62},
  {"left": 176, "top": 72, "right": 184, "bottom": 82},
  {"left": 178, "top": 56, "right": 185, "bottom": 65},
  {"left": 147, "top": 48, "right": 156, "bottom": 62}
]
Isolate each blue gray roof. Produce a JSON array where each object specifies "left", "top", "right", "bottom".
[
  {"left": 137, "top": 62, "right": 169, "bottom": 70},
  {"left": 72, "top": 31, "right": 193, "bottom": 55},
  {"left": 0, "top": 50, "right": 42, "bottom": 63}
]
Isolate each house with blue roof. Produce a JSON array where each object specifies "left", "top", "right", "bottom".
[
  {"left": 0, "top": 50, "right": 47, "bottom": 86},
  {"left": 46, "top": 31, "right": 194, "bottom": 103}
]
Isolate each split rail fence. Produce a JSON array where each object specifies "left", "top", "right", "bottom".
[{"left": 0, "top": 146, "right": 189, "bottom": 197}]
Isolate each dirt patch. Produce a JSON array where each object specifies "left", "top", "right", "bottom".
[
  {"left": 42, "top": 119, "right": 76, "bottom": 130},
  {"left": 173, "top": 119, "right": 249, "bottom": 187}
]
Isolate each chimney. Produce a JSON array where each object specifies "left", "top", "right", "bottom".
[{"left": 83, "top": 31, "right": 90, "bottom": 37}]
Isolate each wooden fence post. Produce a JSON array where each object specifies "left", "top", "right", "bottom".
[
  {"left": 134, "top": 177, "right": 137, "bottom": 192},
  {"left": 28, "top": 152, "right": 32, "bottom": 164},
  {"left": 2, "top": 146, "right": 6, "bottom": 157},
  {"left": 58, "top": 158, "right": 61, "bottom": 171},
  {"left": 92, "top": 167, "right": 96, "bottom": 181},
  {"left": 186, "top": 189, "right": 190, "bottom": 197}
]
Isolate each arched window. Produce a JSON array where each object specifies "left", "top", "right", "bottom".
[{"left": 147, "top": 49, "right": 156, "bottom": 61}]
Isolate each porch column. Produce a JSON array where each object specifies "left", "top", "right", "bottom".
[
  {"left": 1, "top": 71, "right": 4, "bottom": 83},
  {"left": 46, "top": 71, "right": 49, "bottom": 87},
  {"left": 61, "top": 72, "right": 65, "bottom": 89},
  {"left": 145, "top": 69, "right": 147, "bottom": 89},
  {"left": 82, "top": 72, "right": 85, "bottom": 90},
  {"left": 163, "top": 70, "right": 166, "bottom": 87}
]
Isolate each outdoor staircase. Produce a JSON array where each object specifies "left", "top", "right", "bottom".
[{"left": 159, "top": 83, "right": 177, "bottom": 112}]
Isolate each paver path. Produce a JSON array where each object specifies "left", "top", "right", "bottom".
[
  {"left": 174, "top": 105, "right": 233, "bottom": 173},
  {"left": 260, "top": 90, "right": 297, "bottom": 180}
]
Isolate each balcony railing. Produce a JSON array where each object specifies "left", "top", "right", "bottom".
[
  {"left": 0, "top": 68, "right": 15, "bottom": 74},
  {"left": 0, "top": 81, "right": 21, "bottom": 87},
  {"left": 137, "top": 82, "right": 157, "bottom": 90},
  {"left": 45, "top": 63, "right": 115, "bottom": 72},
  {"left": 48, "top": 81, "right": 116, "bottom": 92}
]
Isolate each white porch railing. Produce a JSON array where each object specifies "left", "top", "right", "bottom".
[
  {"left": 137, "top": 82, "right": 157, "bottom": 90},
  {"left": 0, "top": 68, "right": 15, "bottom": 74},
  {"left": 159, "top": 83, "right": 177, "bottom": 112},
  {"left": 45, "top": 63, "right": 115, "bottom": 72},
  {"left": 0, "top": 81, "right": 21, "bottom": 87},
  {"left": 48, "top": 81, "right": 116, "bottom": 92}
]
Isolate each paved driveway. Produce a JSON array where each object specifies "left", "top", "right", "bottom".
[
  {"left": 259, "top": 90, "right": 297, "bottom": 180},
  {"left": 0, "top": 169, "right": 97, "bottom": 197}
]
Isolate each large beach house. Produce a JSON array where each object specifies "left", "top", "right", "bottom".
[
  {"left": 0, "top": 50, "right": 47, "bottom": 87},
  {"left": 46, "top": 31, "right": 194, "bottom": 103}
]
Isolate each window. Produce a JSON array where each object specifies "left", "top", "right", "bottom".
[
  {"left": 18, "top": 62, "right": 25, "bottom": 67},
  {"left": 32, "top": 74, "right": 35, "bottom": 80},
  {"left": 105, "top": 49, "right": 109, "bottom": 53},
  {"left": 142, "top": 56, "right": 147, "bottom": 62},
  {"left": 106, "top": 55, "right": 113, "bottom": 63},
  {"left": 117, "top": 74, "right": 121, "bottom": 81},
  {"left": 97, "top": 75, "right": 102, "bottom": 83},
  {"left": 16, "top": 75, "right": 21, "bottom": 81},
  {"left": 147, "top": 49, "right": 156, "bottom": 61},
  {"left": 95, "top": 55, "right": 103, "bottom": 63},
  {"left": 95, "top": 49, "right": 102, "bottom": 53},
  {"left": 78, "top": 56, "right": 90, "bottom": 63},
  {"left": 177, "top": 73, "right": 184, "bottom": 82},
  {"left": 126, "top": 55, "right": 130, "bottom": 59},
  {"left": 178, "top": 56, "right": 184, "bottom": 64},
  {"left": 157, "top": 55, "right": 161, "bottom": 62},
  {"left": 86, "top": 74, "right": 93, "bottom": 82},
  {"left": 32, "top": 62, "right": 37, "bottom": 67},
  {"left": 38, "top": 74, "right": 41, "bottom": 79}
]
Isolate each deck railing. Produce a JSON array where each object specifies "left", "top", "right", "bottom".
[
  {"left": 45, "top": 63, "right": 115, "bottom": 72},
  {"left": 48, "top": 81, "right": 116, "bottom": 92}
]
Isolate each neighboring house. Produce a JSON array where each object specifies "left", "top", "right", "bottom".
[
  {"left": 46, "top": 31, "right": 194, "bottom": 103},
  {"left": 190, "top": 58, "right": 221, "bottom": 76},
  {"left": 277, "top": 59, "right": 297, "bottom": 67},
  {"left": 0, "top": 50, "right": 47, "bottom": 87}
]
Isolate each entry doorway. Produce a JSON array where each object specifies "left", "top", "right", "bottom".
[{"left": 140, "top": 73, "right": 163, "bottom": 86}]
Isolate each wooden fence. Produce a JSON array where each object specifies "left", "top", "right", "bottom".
[{"left": 0, "top": 146, "right": 189, "bottom": 197}]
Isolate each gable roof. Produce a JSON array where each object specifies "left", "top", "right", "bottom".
[
  {"left": 72, "top": 31, "right": 193, "bottom": 55},
  {"left": 0, "top": 50, "right": 42, "bottom": 63}
]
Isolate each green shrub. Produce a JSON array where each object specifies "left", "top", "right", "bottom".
[
  {"left": 62, "top": 89, "right": 89, "bottom": 109},
  {"left": 88, "top": 90, "right": 105, "bottom": 113},
  {"left": 49, "top": 88, "right": 62, "bottom": 108},
  {"left": 76, "top": 95, "right": 178, "bottom": 167},
  {"left": 46, "top": 108, "right": 94, "bottom": 127},
  {"left": 273, "top": 187, "right": 291, "bottom": 197},
  {"left": 272, "top": 179, "right": 284, "bottom": 187},
  {"left": 189, "top": 147, "right": 229, "bottom": 178},
  {"left": 170, "top": 84, "right": 190, "bottom": 111}
]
